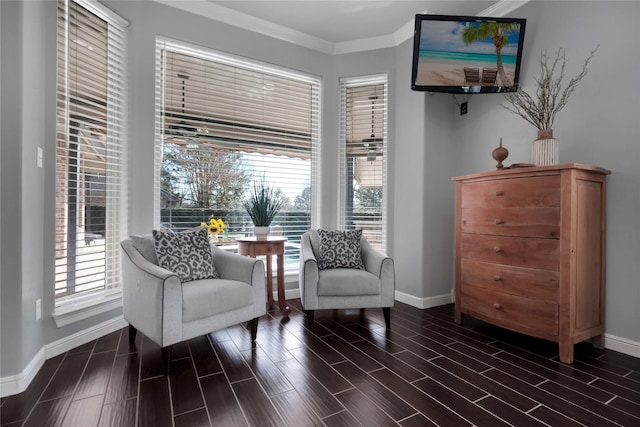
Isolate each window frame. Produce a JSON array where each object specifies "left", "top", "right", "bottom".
[
  {"left": 53, "top": 0, "right": 128, "bottom": 324},
  {"left": 154, "top": 37, "right": 321, "bottom": 274},
  {"left": 339, "top": 75, "right": 388, "bottom": 253}
]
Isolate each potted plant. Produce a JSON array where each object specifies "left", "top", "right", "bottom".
[
  {"left": 501, "top": 46, "right": 598, "bottom": 166},
  {"left": 243, "top": 179, "right": 283, "bottom": 239}
]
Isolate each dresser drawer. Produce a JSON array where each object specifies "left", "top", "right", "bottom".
[
  {"left": 460, "top": 284, "right": 558, "bottom": 336},
  {"left": 460, "top": 234, "right": 559, "bottom": 270},
  {"left": 461, "top": 258, "right": 558, "bottom": 301},
  {"left": 461, "top": 176, "right": 561, "bottom": 208},
  {"left": 461, "top": 207, "right": 560, "bottom": 238}
]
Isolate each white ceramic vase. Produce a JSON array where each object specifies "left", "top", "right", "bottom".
[
  {"left": 532, "top": 129, "right": 559, "bottom": 166},
  {"left": 253, "top": 226, "right": 270, "bottom": 240}
]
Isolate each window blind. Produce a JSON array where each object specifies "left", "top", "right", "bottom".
[
  {"left": 155, "top": 38, "right": 320, "bottom": 268},
  {"left": 55, "top": 0, "right": 128, "bottom": 301},
  {"left": 339, "top": 76, "right": 387, "bottom": 252}
]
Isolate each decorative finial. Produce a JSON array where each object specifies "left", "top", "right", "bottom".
[{"left": 492, "top": 137, "right": 509, "bottom": 169}]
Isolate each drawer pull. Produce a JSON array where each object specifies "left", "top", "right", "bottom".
[
  {"left": 493, "top": 275, "right": 502, "bottom": 281},
  {"left": 494, "top": 219, "right": 503, "bottom": 225},
  {"left": 495, "top": 190, "right": 504, "bottom": 196},
  {"left": 493, "top": 303, "right": 502, "bottom": 310},
  {"left": 493, "top": 247, "right": 503, "bottom": 253}
]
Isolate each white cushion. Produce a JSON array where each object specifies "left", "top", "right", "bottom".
[
  {"left": 182, "top": 279, "right": 253, "bottom": 322},
  {"left": 317, "top": 268, "right": 380, "bottom": 296}
]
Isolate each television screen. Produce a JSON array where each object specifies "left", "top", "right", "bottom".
[{"left": 411, "top": 14, "right": 526, "bottom": 93}]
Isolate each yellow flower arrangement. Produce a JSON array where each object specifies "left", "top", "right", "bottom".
[{"left": 200, "top": 217, "right": 225, "bottom": 236}]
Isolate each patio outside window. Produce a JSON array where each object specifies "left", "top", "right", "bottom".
[
  {"left": 54, "top": 0, "right": 127, "bottom": 308},
  {"left": 155, "top": 38, "right": 320, "bottom": 271}
]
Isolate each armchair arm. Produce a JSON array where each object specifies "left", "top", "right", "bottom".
[
  {"left": 120, "top": 239, "right": 183, "bottom": 346},
  {"left": 361, "top": 238, "right": 395, "bottom": 305},
  {"left": 211, "top": 246, "right": 264, "bottom": 286},
  {"left": 361, "top": 238, "right": 386, "bottom": 276},
  {"left": 299, "top": 233, "right": 319, "bottom": 309},
  {"left": 121, "top": 239, "right": 175, "bottom": 280}
]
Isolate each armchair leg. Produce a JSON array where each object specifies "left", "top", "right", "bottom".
[
  {"left": 249, "top": 317, "right": 260, "bottom": 346},
  {"left": 128, "top": 325, "right": 137, "bottom": 344},
  {"left": 162, "top": 345, "right": 172, "bottom": 375},
  {"left": 305, "top": 310, "right": 315, "bottom": 330},
  {"left": 382, "top": 307, "right": 391, "bottom": 329}
]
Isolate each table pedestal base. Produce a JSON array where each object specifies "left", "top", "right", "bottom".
[{"left": 237, "top": 237, "right": 290, "bottom": 317}]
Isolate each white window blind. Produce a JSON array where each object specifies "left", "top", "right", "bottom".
[
  {"left": 339, "top": 76, "right": 387, "bottom": 252},
  {"left": 155, "top": 39, "right": 320, "bottom": 268},
  {"left": 55, "top": 0, "right": 128, "bottom": 301}
]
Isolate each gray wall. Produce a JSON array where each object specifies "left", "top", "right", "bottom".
[
  {"left": 393, "top": 38, "right": 457, "bottom": 300},
  {"left": 2, "top": 0, "right": 639, "bottom": 381},
  {"left": 1, "top": 0, "right": 25, "bottom": 377},
  {"left": 450, "top": 1, "right": 640, "bottom": 342},
  {"left": 1, "top": 0, "right": 51, "bottom": 378}
]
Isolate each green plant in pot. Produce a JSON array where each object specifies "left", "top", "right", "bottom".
[
  {"left": 501, "top": 46, "right": 598, "bottom": 166},
  {"left": 243, "top": 179, "right": 283, "bottom": 239}
]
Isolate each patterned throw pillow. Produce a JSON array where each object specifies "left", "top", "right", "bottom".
[
  {"left": 317, "top": 229, "right": 365, "bottom": 270},
  {"left": 152, "top": 228, "right": 219, "bottom": 282}
]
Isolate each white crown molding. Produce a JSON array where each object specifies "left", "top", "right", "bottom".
[
  {"left": 394, "top": 13, "right": 420, "bottom": 47},
  {"left": 333, "top": 8, "right": 426, "bottom": 55},
  {"left": 154, "top": 0, "right": 334, "bottom": 54},
  {"left": 154, "top": 1, "right": 530, "bottom": 54},
  {"left": 333, "top": 34, "right": 398, "bottom": 55},
  {"left": 479, "top": 0, "right": 531, "bottom": 18},
  {"left": 390, "top": 1, "right": 531, "bottom": 50}
]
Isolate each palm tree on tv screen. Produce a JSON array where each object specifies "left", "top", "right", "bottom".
[{"left": 461, "top": 22, "right": 520, "bottom": 87}]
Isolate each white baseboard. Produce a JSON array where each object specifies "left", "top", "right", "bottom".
[
  {"left": 282, "top": 288, "right": 300, "bottom": 301},
  {"left": 395, "top": 291, "right": 640, "bottom": 358},
  {"left": 393, "top": 290, "right": 640, "bottom": 359},
  {"left": 0, "top": 347, "right": 46, "bottom": 398},
  {"left": 1, "top": 316, "right": 127, "bottom": 398},
  {"left": 604, "top": 333, "right": 640, "bottom": 358},
  {"left": 45, "top": 315, "right": 128, "bottom": 359},
  {"left": 394, "top": 289, "right": 454, "bottom": 309},
  {"left": 282, "top": 286, "right": 453, "bottom": 310}
]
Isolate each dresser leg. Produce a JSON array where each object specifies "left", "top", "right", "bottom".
[
  {"left": 559, "top": 342, "right": 574, "bottom": 364},
  {"left": 592, "top": 334, "right": 604, "bottom": 349},
  {"left": 454, "top": 310, "right": 462, "bottom": 324}
]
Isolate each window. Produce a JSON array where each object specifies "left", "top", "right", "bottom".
[
  {"left": 339, "top": 76, "right": 388, "bottom": 252},
  {"left": 155, "top": 39, "right": 320, "bottom": 269},
  {"left": 55, "top": 0, "right": 127, "bottom": 306}
]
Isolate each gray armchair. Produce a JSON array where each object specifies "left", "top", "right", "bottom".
[
  {"left": 120, "top": 235, "right": 266, "bottom": 373},
  {"left": 298, "top": 230, "right": 395, "bottom": 329}
]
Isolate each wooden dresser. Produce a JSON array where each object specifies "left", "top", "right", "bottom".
[{"left": 452, "top": 164, "right": 610, "bottom": 363}]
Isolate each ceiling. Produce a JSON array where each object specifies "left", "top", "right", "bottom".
[{"left": 155, "top": 1, "right": 528, "bottom": 54}]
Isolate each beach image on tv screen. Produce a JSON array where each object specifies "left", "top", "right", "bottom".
[{"left": 415, "top": 20, "right": 523, "bottom": 88}]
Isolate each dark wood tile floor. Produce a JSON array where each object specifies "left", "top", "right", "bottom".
[{"left": 2, "top": 300, "right": 640, "bottom": 426}]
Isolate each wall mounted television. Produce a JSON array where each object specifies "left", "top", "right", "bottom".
[{"left": 411, "top": 14, "right": 526, "bottom": 94}]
